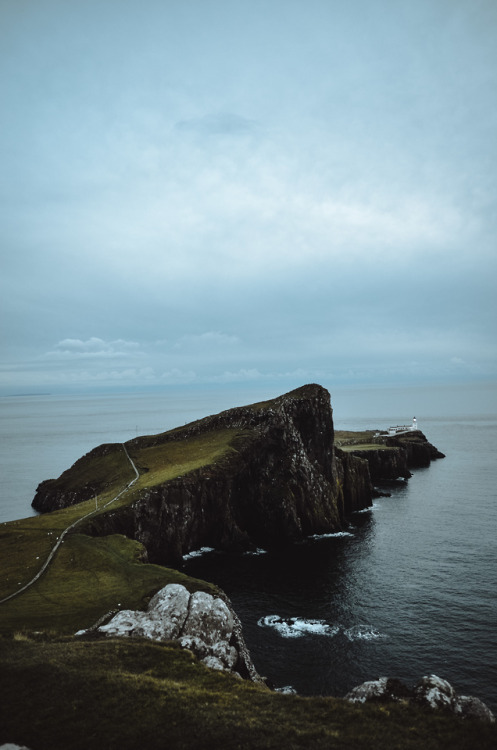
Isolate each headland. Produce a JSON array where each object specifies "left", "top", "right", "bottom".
[{"left": 2, "top": 384, "right": 494, "bottom": 750}]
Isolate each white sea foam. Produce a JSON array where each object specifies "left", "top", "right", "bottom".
[
  {"left": 308, "top": 531, "right": 354, "bottom": 540},
  {"left": 258, "top": 615, "right": 340, "bottom": 638},
  {"left": 182, "top": 546, "right": 215, "bottom": 561},
  {"left": 343, "top": 624, "right": 387, "bottom": 641},
  {"left": 258, "top": 616, "right": 387, "bottom": 642}
]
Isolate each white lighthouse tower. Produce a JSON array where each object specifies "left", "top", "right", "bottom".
[{"left": 412, "top": 417, "right": 418, "bottom": 431}]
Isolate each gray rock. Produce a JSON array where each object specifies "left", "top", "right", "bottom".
[
  {"left": 454, "top": 695, "right": 496, "bottom": 723},
  {"left": 345, "top": 677, "right": 389, "bottom": 703},
  {"left": 345, "top": 677, "right": 411, "bottom": 704},
  {"left": 413, "top": 674, "right": 457, "bottom": 710},
  {"left": 91, "top": 583, "right": 260, "bottom": 680},
  {"left": 345, "top": 673, "right": 495, "bottom": 724}
]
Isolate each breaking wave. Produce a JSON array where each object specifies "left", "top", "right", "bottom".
[
  {"left": 258, "top": 616, "right": 387, "bottom": 641},
  {"left": 258, "top": 615, "right": 340, "bottom": 638},
  {"left": 343, "top": 624, "right": 387, "bottom": 641},
  {"left": 182, "top": 546, "right": 215, "bottom": 561}
]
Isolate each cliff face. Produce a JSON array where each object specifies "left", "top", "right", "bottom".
[
  {"left": 388, "top": 431, "right": 445, "bottom": 467},
  {"left": 336, "top": 431, "right": 445, "bottom": 485},
  {"left": 86, "top": 385, "right": 370, "bottom": 565},
  {"left": 31, "top": 385, "right": 443, "bottom": 567},
  {"left": 32, "top": 385, "right": 372, "bottom": 565},
  {"left": 343, "top": 447, "right": 412, "bottom": 482}
]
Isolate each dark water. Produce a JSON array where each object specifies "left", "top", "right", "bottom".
[
  {"left": 1, "top": 395, "right": 496, "bottom": 711},
  {"left": 184, "top": 417, "right": 497, "bottom": 711}
]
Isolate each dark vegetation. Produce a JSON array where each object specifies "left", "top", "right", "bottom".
[{"left": 1, "top": 634, "right": 496, "bottom": 750}]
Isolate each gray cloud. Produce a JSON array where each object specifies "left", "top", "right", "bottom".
[{"left": 0, "top": 0, "right": 496, "bottom": 398}]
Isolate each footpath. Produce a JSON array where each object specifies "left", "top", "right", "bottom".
[{"left": 0, "top": 444, "right": 139, "bottom": 605}]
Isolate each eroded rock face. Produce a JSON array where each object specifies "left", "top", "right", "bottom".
[
  {"left": 90, "top": 583, "right": 261, "bottom": 681},
  {"left": 345, "top": 673, "right": 495, "bottom": 723}
]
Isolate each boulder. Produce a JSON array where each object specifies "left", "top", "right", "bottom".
[
  {"left": 345, "top": 673, "right": 495, "bottom": 723},
  {"left": 89, "top": 583, "right": 260, "bottom": 680},
  {"left": 413, "top": 674, "right": 458, "bottom": 710},
  {"left": 345, "top": 677, "right": 411, "bottom": 704},
  {"left": 454, "top": 695, "right": 496, "bottom": 723}
]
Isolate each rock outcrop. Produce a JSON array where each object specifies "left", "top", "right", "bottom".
[
  {"left": 345, "top": 673, "right": 495, "bottom": 723},
  {"left": 80, "top": 583, "right": 263, "bottom": 682}
]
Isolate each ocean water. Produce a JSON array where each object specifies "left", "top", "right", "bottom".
[{"left": 1, "top": 391, "right": 496, "bottom": 711}]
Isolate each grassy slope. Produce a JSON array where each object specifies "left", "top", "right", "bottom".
[
  {"left": 1, "top": 636, "right": 495, "bottom": 750},
  {"left": 0, "top": 426, "right": 241, "bottom": 632},
  {"left": 0, "top": 533, "right": 217, "bottom": 634}
]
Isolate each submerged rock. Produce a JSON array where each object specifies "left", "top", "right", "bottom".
[{"left": 346, "top": 673, "right": 495, "bottom": 723}]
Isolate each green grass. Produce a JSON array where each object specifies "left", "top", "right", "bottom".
[
  {"left": 0, "top": 426, "right": 241, "bottom": 620},
  {"left": 1, "top": 636, "right": 495, "bottom": 750},
  {"left": 124, "top": 427, "right": 241, "bottom": 500},
  {"left": 0, "top": 532, "right": 218, "bottom": 635}
]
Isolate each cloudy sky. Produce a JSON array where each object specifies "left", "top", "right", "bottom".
[{"left": 1, "top": 0, "right": 496, "bottom": 400}]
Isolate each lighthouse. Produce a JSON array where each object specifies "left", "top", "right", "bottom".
[{"left": 412, "top": 417, "right": 418, "bottom": 431}]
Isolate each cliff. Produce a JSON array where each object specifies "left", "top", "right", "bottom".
[
  {"left": 32, "top": 385, "right": 359, "bottom": 564},
  {"left": 31, "top": 385, "right": 443, "bottom": 566},
  {"left": 335, "top": 429, "right": 445, "bottom": 483}
]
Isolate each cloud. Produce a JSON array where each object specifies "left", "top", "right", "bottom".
[
  {"left": 45, "top": 338, "right": 141, "bottom": 360},
  {"left": 0, "top": 0, "right": 496, "bottom": 395}
]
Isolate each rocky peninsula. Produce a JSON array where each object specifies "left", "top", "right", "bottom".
[
  {"left": 2, "top": 384, "right": 495, "bottom": 750},
  {"left": 31, "top": 384, "right": 443, "bottom": 565}
]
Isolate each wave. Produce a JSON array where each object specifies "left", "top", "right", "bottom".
[
  {"left": 308, "top": 531, "right": 354, "bottom": 540},
  {"left": 258, "top": 615, "right": 340, "bottom": 638},
  {"left": 258, "top": 616, "right": 387, "bottom": 641},
  {"left": 182, "top": 546, "right": 215, "bottom": 561},
  {"left": 343, "top": 624, "right": 387, "bottom": 641}
]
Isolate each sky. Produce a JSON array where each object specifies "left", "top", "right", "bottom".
[{"left": 1, "top": 0, "right": 496, "bottom": 407}]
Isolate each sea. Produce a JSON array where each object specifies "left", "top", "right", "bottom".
[{"left": 1, "top": 387, "right": 496, "bottom": 712}]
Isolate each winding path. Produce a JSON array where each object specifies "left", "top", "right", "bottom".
[{"left": 0, "top": 444, "right": 140, "bottom": 605}]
